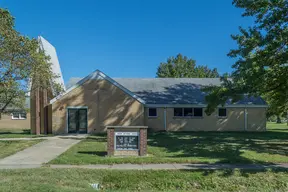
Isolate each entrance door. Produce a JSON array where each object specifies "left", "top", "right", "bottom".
[{"left": 68, "top": 108, "right": 87, "bottom": 133}]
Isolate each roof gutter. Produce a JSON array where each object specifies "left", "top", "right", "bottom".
[{"left": 144, "top": 104, "right": 268, "bottom": 108}]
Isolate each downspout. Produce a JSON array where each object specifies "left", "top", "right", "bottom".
[
  {"left": 164, "top": 107, "right": 167, "bottom": 131},
  {"left": 244, "top": 106, "right": 247, "bottom": 131}
]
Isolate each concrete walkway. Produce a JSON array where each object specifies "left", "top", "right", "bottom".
[
  {"left": 0, "top": 138, "right": 80, "bottom": 168},
  {"left": 1, "top": 163, "right": 288, "bottom": 170},
  {"left": 0, "top": 134, "right": 88, "bottom": 141},
  {"left": 49, "top": 163, "right": 288, "bottom": 170},
  {"left": 0, "top": 137, "right": 48, "bottom": 141}
]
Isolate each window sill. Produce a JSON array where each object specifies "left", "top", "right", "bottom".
[
  {"left": 217, "top": 116, "right": 227, "bottom": 119},
  {"left": 148, "top": 116, "right": 158, "bottom": 119},
  {"left": 11, "top": 118, "right": 27, "bottom": 120}
]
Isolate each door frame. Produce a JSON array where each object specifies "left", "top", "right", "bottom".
[{"left": 66, "top": 106, "right": 88, "bottom": 134}]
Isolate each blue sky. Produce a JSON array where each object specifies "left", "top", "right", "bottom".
[{"left": 1, "top": 0, "right": 253, "bottom": 83}]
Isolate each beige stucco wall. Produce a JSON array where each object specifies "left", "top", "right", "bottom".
[
  {"left": 145, "top": 108, "right": 165, "bottom": 131},
  {"left": 247, "top": 108, "right": 266, "bottom": 131},
  {"left": 51, "top": 78, "right": 145, "bottom": 134},
  {"left": 145, "top": 107, "right": 266, "bottom": 131},
  {"left": 0, "top": 113, "right": 30, "bottom": 129}
]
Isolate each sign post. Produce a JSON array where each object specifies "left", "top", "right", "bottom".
[{"left": 106, "top": 126, "right": 148, "bottom": 156}]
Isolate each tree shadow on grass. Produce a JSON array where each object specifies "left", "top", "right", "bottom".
[
  {"left": 148, "top": 131, "right": 288, "bottom": 164},
  {"left": 86, "top": 136, "right": 107, "bottom": 143},
  {"left": 269, "top": 128, "right": 288, "bottom": 131},
  {"left": 78, "top": 151, "right": 107, "bottom": 156},
  {"left": 198, "top": 167, "right": 288, "bottom": 177},
  {"left": 0, "top": 129, "right": 31, "bottom": 135}
]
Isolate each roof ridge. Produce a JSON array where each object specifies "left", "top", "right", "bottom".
[{"left": 50, "top": 69, "right": 145, "bottom": 104}]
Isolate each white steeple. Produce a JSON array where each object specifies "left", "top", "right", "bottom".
[{"left": 38, "top": 36, "right": 66, "bottom": 91}]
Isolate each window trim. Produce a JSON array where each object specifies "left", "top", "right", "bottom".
[
  {"left": 174, "top": 108, "right": 184, "bottom": 117},
  {"left": 11, "top": 112, "right": 27, "bottom": 120},
  {"left": 193, "top": 107, "right": 203, "bottom": 117},
  {"left": 174, "top": 108, "right": 203, "bottom": 118},
  {"left": 148, "top": 108, "right": 157, "bottom": 117},
  {"left": 218, "top": 108, "right": 227, "bottom": 118},
  {"left": 184, "top": 108, "right": 193, "bottom": 117}
]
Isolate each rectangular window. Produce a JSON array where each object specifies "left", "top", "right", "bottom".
[
  {"left": 184, "top": 108, "right": 193, "bottom": 116},
  {"left": 174, "top": 108, "right": 203, "bottom": 117},
  {"left": 218, "top": 108, "right": 227, "bottom": 117},
  {"left": 194, "top": 108, "right": 203, "bottom": 117},
  {"left": 11, "top": 112, "right": 27, "bottom": 120},
  {"left": 20, "top": 113, "right": 27, "bottom": 119},
  {"left": 148, "top": 108, "right": 157, "bottom": 117},
  {"left": 174, "top": 108, "right": 183, "bottom": 117}
]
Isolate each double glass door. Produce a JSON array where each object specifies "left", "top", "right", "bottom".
[{"left": 68, "top": 108, "right": 87, "bottom": 133}]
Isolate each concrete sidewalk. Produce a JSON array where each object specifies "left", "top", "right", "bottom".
[
  {"left": 0, "top": 138, "right": 80, "bottom": 166},
  {"left": 0, "top": 137, "right": 48, "bottom": 141},
  {"left": 48, "top": 163, "right": 288, "bottom": 170},
  {"left": 1, "top": 163, "right": 288, "bottom": 170},
  {"left": 0, "top": 134, "right": 88, "bottom": 141}
]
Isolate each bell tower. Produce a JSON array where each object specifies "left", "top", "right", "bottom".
[{"left": 30, "top": 36, "right": 66, "bottom": 135}]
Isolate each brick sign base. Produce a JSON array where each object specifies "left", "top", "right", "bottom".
[{"left": 107, "top": 126, "right": 148, "bottom": 156}]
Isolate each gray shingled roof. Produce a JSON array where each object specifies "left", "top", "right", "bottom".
[{"left": 67, "top": 77, "right": 266, "bottom": 105}]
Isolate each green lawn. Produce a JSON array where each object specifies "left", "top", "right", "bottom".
[
  {"left": 0, "top": 168, "right": 288, "bottom": 192},
  {"left": 0, "top": 128, "right": 48, "bottom": 138},
  {"left": 50, "top": 122, "right": 288, "bottom": 165},
  {"left": 0, "top": 140, "right": 43, "bottom": 159},
  {"left": 266, "top": 122, "right": 288, "bottom": 131}
]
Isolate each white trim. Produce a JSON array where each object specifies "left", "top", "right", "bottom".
[
  {"left": 50, "top": 70, "right": 145, "bottom": 104},
  {"left": 146, "top": 104, "right": 268, "bottom": 108},
  {"left": 11, "top": 112, "right": 27, "bottom": 120},
  {"left": 148, "top": 108, "right": 157, "bottom": 117},
  {"left": 164, "top": 108, "right": 167, "bottom": 131},
  {"left": 67, "top": 106, "right": 88, "bottom": 109},
  {"left": 244, "top": 108, "right": 248, "bottom": 131}
]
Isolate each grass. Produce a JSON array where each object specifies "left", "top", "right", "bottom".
[
  {"left": 50, "top": 122, "right": 288, "bottom": 165},
  {"left": 0, "top": 128, "right": 49, "bottom": 138},
  {"left": 0, "top": 140, "right": 43, "bottom": 159},
  {"left": 0, "top": 168, "right": 288, "bottom": 191},
  {"left": 266, "top": 122, "right": 288, "bottom": 131}
]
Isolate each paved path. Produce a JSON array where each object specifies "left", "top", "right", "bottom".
[
  {"left": 0, "top": 134, "right": 88, "bottom": 141},
  {"left": 1, "top": 163, "right": 288, "bottom": 170},
  {"left": 49, "top": 163, "right": 288, "bottom": 170},
  {"left": 0, "top": 138, "right": 80, "bottom": 168},
  {"left": 0, "top": 137, "right": 48, "bottom": 141}
]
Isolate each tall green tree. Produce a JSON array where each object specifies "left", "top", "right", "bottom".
[
  {"left": 205, "top": 0, "right": 288, "bottom": 118},
  {"left": 0, "top": 8, "right": 62, "bottom": 113},
  {"left": 156, "top": 54, "right": 219, "bottom": 78}
]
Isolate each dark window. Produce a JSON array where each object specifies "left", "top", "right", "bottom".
[
  {"left": 12, "top": 112, "right": 20, "bottom": 119},
  {"left": 148, "top": 108, "right": 157, "bottom": 117},
  {"left": 184, "top": 108, "right": 193, "bottom": 116},
  {"left": 11, "top": 112, "right": 27, "bottom": 120},
  {"left": 193, "top": 108, "right": 203, "bottom": 117},
  {"left": 174, "top": 108, "right": 183, "bottom": 116},
  {"left": 20, "top": 113, "right": 27, "bottom": 119},
  {"left": 218, "top": 108, "right": 227, "bottom": 117}
]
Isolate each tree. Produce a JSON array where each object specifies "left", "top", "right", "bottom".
[
  {"left": 205, "top": 0, "right": 288, "bottom": 118},
  {"left": 0, "top": 9, "right": 62, "bottom": 114},
  {"left": 156, "top": 54, "right": 220, "bottom": 78}
]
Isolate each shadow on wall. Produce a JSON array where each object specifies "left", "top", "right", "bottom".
[
  {"left": 52, "top": 78, "right": 144, "bottom": 134},
  {"left": 136, "top": 83, "right": 248, "bottom": 131},
  {"left": 216, "top": 110, "right": 244, "bottom": 131}
]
